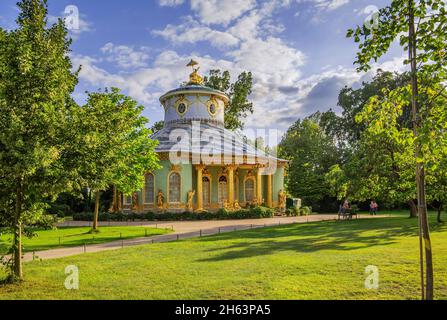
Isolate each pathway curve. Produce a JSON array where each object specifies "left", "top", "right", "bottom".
[{"left": 23, "top": 214, "right": 382, "bottom": 262}]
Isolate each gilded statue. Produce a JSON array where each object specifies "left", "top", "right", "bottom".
[
  {"left": 187, "top": 59, "right": 204, "bottom": 85},
  {"left": 157, "top": 190, "right": 164, "bottom": 210},
  {"left": 252, "top": 197, "right": 258, "bottom": 207},
  {"left": 278, "top": 190, "right": 287, "bottom": 212},
  {"left": 234, "top": 200, "right": 241, "bottom": 210},
  {"left": 187, "top": 190, "right": 196, "bottom": 211}
]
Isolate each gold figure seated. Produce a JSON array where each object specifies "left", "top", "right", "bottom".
[
  {"left": 189, "top": 68, "right": 203, "bottom": 85},
  {"left": 234, "top": 200, "right": 241, "bottom": 210},
  {"left": 187, "top": 59, "right": 204, "bottom": 85}
]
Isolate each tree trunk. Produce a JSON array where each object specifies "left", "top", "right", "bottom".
[
  {"left": 112, "top": 186, "right": 118, "bottom": 213},
  {"left": 408, "top": 1, "right": 434, "bottom": 300},
  {"left": 408, "top": 200, "right": 418, "bottom": 218},
  {"left": 13, "top": 185, "right": 23, "bottom": 281},
  {"left": 92, "top": 190, "right": 100, "bottom": 231},
  {"left": 437, "top": 205, "right": 443, "bottom": 223}
]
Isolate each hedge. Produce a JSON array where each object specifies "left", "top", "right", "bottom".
[{"left": 73, "top": 206, "right": 275, "bottom": 222}]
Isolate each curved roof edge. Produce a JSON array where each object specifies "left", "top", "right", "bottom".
[{"left": 159, "top": 84, "right": 229, "bottom": 104}]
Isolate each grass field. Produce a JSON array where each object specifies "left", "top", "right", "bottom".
[
  {"left": 0, "top": 212, "right": 446, "bottom": 300},
  {"left": 0, "top": 226, "right": 171, "bottom": 255}
]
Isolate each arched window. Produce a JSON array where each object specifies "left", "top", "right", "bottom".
[
  {"left": 144, "top": 174, "right": 155, "bottom": 204},
  {"left": 245, "top": 178, "right": 255, "bottom": 203},
  {"left": 203, "top": 176, "right": 211, "bottom": 205},
  {"left": 218, "top": 175, "right": 228, "bottom": 204},
  {"left": 169, "top": 172, "right": 181, "bottom": 203}
]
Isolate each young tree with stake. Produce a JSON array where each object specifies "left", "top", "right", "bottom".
[{"left": 348, "top": 0, "right": 447, "bottom": 300}]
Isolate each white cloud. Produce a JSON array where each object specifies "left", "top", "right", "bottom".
[
  {"left": 73, "top": 0, "right": 387, "bottom": 129},
  {"left": 228, "top": 37, "right": 306, "bottom": 85},
  {"left": 153, "top": 16, "right": 240, "bottom": 48},
  {"left": 72, "top": 51, "right": 236, "bottom": 106},
  {"left": 159, "top": 0, "right": 185, "bottom": 6},
  {"left": 101, "top": 43, "right": 150, "bottom": 69},
  {"left": 190, "top": 0, "right": 257, "bottom": 25},
  {"left": 298, "top": 0, "right": 350, "bottom": 11}
]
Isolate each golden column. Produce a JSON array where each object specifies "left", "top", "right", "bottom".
[
  {"left": 257, "top": 166, "right": 263, "bottom": 204},
  {"left": 267, "top": 174, "right": 273, "bottom": 208},
  {"left": 196, "top": 165, "right": 204, "bottom": 211},
  {"left": 227, "top": 165, "right": 235, "bottom": 208}
]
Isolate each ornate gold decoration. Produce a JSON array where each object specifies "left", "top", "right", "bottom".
[
  {"left": 187, "top": 59, "right": 204, "bottom": 85},
  {"left": 187, "top": 190, "right": 196, "bottom": 212},
  {"left": 171, "top": 164, "right": 182, "bottom": 172},
  {"left": 157, "top": 152, "right": 169, "bottom": 161},
  {"left": 234, "top": 200, "right": 241, "bottom": 210},
  {"left": 157, "top": 190, "right": 164, "bottom": 210},
  {"left": 223, "top": 200, "right": 231, "bottom": 210},
  {"left": 252, "top": 197, "right": 259, "bottom": 207},
  {"left": 278, "top": 190, "right": 287, "bottom": 212},
  {"left": 174, "top": 95, "right": 190, "bottom": 117},
  {"left": 206, "top": 96, "right": 219, "bottom": 117}
]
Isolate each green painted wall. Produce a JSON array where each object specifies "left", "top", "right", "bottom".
[
  {"left": 154, "top": 160, "right": 170, "bottom": 197},
  {"left": 181, "top": 164, "right": 193, "bottom": 203},
  {"left": 151, "top": 162, "right": 284, "bottom": 208},
  {"left": 153, "top": 161, "right": 193, "bottom": 204},
  {"left": 273, "top": 167, "right": 284, "bottom": 202}
]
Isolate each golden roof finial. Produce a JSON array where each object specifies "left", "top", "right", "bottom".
[{"left": 187, "top": 59, "right": 204, "bottom": 85}]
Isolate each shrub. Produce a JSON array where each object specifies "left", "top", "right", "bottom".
[
  {"left": 72, "top": 206, "right": 276, "bottom": 222},
  {"left": 46, "top": 203, "right": 72, "bottom": 217},
  {"left": 29, "top": 214, "right": 57, "bottom": 230},
  {"left": 300, "top": 206, "right": 312, "bottom": 216}
]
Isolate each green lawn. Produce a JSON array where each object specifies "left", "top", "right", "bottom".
[
  {"left": 1, "top": 213, "right": 446, "bottom": 300},
  {"left": 0, "top": 226, "right": 171, "bottom": 255}
]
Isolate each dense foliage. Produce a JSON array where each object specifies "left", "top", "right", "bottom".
[
  {"left": 204, "top": 69, "right": 253, "bottom": 131},
  {"left": 0, "top": 0, "right": 159, "bottom": 281}
]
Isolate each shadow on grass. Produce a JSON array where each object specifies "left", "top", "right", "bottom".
[{"left": 196, "top": 215, "right": 447, "bottom": 262}]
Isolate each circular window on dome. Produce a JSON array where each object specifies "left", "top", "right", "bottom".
[
  {"left": 207, "top": 99, "right": 219, "bottom": 117},
  {"left": 177, "top": 102, "right": 187, "bottom": 115},
  {"left": 209, "top": 103, "right": 217, "bottom": 115}
]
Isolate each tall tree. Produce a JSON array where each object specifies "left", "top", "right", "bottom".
[
  {"left": 204, "top": 69, "right": 253, "bottom": 131},
  {"left": 74, "top": 89, "right": 160, "bottom": 231},
  {"left": 279, "top": 119, "right": 339, "bottom": 211},
  {"left": 0, "top": 0, "right": 79, "bottom": 281},
  {"left": 351, "top": 87, "right": 418, "bottom": 214},
  {"left": 348, "top": 0, "right": 447, "bottom": 299}
]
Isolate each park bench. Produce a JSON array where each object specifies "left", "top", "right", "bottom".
[{"left": 338, "top": 208, "right": 358, "bottom": 221}]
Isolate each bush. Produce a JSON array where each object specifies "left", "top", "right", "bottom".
[
  {"left": 73, "top": 206, "right": 276, "bottom": 222},
  {"left": 29, "top": 214, "right": 57, "bottom": 230},
  {"left": 300, "top": 206, "right": 312, "bottom": 216},
  {"left": 46, "top": 203, "right": 72, "bottom": 217},
  {"left": 286, "top": 207, "right": 307, "bottom": 217}
]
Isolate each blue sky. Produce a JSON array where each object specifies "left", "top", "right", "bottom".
[{"left": 0, "top": 0, "right": 407, "bottom": 130}]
